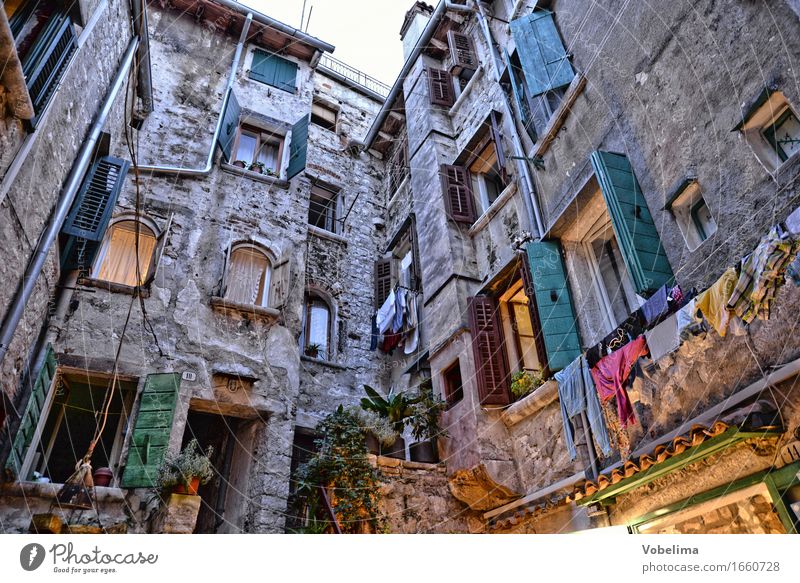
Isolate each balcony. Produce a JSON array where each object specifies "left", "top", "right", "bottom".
[{"left": 317, "top": 54, "right": 391, "bottom": 100}]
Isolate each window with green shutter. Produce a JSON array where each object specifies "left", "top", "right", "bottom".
[
  {"left": 287, "top": 114, "right": 309, "bottom": 180},
  {"left": 249, "top": 49, "right": 298, "bottom": 93},
  {"left": 524, "top": 240, "right": 582, "bottom": 372},
  {"left": 217, "top": 90, "right": 241, "bottom": 163},
  {"left": 590, "top": 151, "right": 675, "bottom": 296},
  {"left": 505, "top": 49, "right": 537, "bottom": 144},
  {"left": 509, "top": 10, "right": 574, "bottom": 98},
  {"left": 121, "top": 373, "right": 181, "bottom": 488}
]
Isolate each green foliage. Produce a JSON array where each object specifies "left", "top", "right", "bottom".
[
  {"left": 155, "top": 438, "right": 214, "bottom": 490},
  {"left": 294, "top": 406, "right": 385, "bottom": 533},
  {"left": 304, "top": 343, "right": 321, "bottom": 357},
  {"left": 407, "top": 379, "right": 448, "bottom": 442},
  {"left": 347, "top": 406, "right": 397, "bottom": 446},
  {"left": 510, "top": 370, "right": 544, "bottom": 399},
  {"left": 360, "top": 384, "right": 421, "bottom": 433}
]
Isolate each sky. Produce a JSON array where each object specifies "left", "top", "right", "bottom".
[{"left": 242, "top": 0, "right": 413, "bottom": 85}]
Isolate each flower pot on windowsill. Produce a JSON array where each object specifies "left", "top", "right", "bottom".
[
  {"left": 172, "top": 477, "right": 201, "bottom": 496},
  {"left": 409, "top": 440, "right": 438, "bottom": 464},
  {"left": 304, "top": 344, "right": 321, "bottom": 359},
  {"left": 380, "top": 436, "right": 406, "bottom": 460},
  {"left": 92, "top": 467, "right": 113, "bottom": 488},
  {"left": 233, "top": 160, "right": 247, "bottom": 168},
  {"left": 248, "top": 162, "right": 266, "bottom": 174},
  {"left": 365, "top": 432, "right": 381, "bottom": 455}
]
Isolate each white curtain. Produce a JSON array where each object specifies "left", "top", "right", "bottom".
[
  {"left": 94, "top": 222, "right": 156, "bottom": 286},
  {"left": 225, "top": 247, "right": 270, "bottom": 306}
]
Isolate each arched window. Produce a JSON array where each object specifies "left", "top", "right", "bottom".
[
  {"left": 302, "top": 293, "right": 332, "bottom": 360},
  {"left": 93, "top": 220, "right": 157, "bottom": 286},
  {"left": 224, "top": 245, "right": 272, "bottom": 307}
]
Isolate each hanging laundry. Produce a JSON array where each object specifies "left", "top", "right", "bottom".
[
  {"left": 403, "top": 293, "right": 419, "bottom": 355},
  {"left": 555, "top": 355, "right": 613, "bottom": 461},
  {"left": 695, "top": 267, "right": 737, "bottom": 336},
  {"left": 590, "top": 335, "right": 648, "bottom": 428},
  {"left": 369, "top": 314, "right": 379, "bottom": 351},
  {"left": 727, "top": 225, "right": 799, "bottom": 324},
  {"left": 376, "top": 289, "right": 396, "bottom": 334},
  {"left": 392, "top": 287, "right": 406, "bottom": 333},
  {"left": 644, "top": 312, "right": 680, "bottom": 362},
  {"left": 668, "top": 285, "right": 684, "bottom": 306},
  {"left": 787, "top": 255, "right": 800, "bottom": 287},
  {"left": 640, "top": 285, "right": 669, "bottom": 326},
  {"left": 586, "top": 310, "right": 646, "bottom": 367},
  {"left": 382, "top": 330, "right": 402, "bottom": 353}
]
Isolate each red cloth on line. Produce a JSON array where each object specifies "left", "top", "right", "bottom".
[
  {"left": 590, "top": 335, "right": 648, "bottom": 428},
  {"left": 381, "top": 331, "right": 402, "bottom": 353}
]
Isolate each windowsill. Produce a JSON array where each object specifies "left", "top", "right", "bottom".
[
  {"left": 300, "top": 355, "right": 348, "bottom": 370},
  {"left": 220, "top": 162, "right": 290, "bottom": 188},
  {"left": 531, "top": 74, "right": 587, "bottom": 158},
  {"left": 448, "top": 66, "right": 484, "bottom": 117},
  {"left": 210, "top": 296, "right": 281, "bottom": 320},
  {"left": 307, "top": 225, "right": 348, "bottom": 244},
  {"left": 500, "top": 379, "right": 559, "bottom": 427},
  {"left": 468, "top": 182, "right": 518, "bottom": 236},
  {"left": 78, "top": 277, "right": 150, "bottom": 298},
  {"left": 773, "top": 148, "right": 800, "bottom": 182},
  {"left": 2, "top": 481, "right": 125, "bottom": 501}
]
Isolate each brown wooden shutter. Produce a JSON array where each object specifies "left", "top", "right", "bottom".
[
  {"left": 428, "top": 68, "right": 454, "bottom": 106},
  {"left": 448, "top": 30, "right": 478, "bottom": 75},
  {"left": 468, "top": 296, "right": 511, "bottom": 406},
  {"left": 409, "top": 217, "right": 422, "bottom": 292},
  {"left": 374, "top": 258, "right": 394, "bottom": 309},
  {"left": 440, "top": 164, "right": 476, "bottom": 223}
]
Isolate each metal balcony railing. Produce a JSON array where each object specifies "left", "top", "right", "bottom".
[{"left": 317, "top": 54, "right": 391, "bottom": 99}]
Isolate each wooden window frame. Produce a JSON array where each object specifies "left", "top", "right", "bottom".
[
  {"left": 762, "top": 106, "right": 800, "bottom": 163},
  {"left": 442, "top": 359, "right": 464, "bottom": 408},
  {"left": 302, "top": 292, "right": 333, "bottom": 361},
  {"left": 308, "top": 184, "right": 341, "bottom": 234},
  {"left": 223, "top": 243, "right": 273, "bottom": 308},
  {"left": 91, "top": 219, "right": 159, "bottom": 288},
  {"left": 231, "top": 123, "right": 286, "bottom": 176},
  {"left": 310, "top": 99, "right": 339, "bottom": 132}
]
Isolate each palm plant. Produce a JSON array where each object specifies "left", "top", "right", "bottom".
[{"left": 360, "top": 385, "right": 421, "bottom": 434}]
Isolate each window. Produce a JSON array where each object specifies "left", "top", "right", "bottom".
[
  {"left": 389, "top": 137, "right": 409, "bottom": 195},
  {"left": 224, "top": 245, "right": 272, "bottom": 307},
  {"left": 503, "top": 286, "right": 542, "bottom": 373},
  {"left": 302, "top": 293, "right": 332, "bottom": 360},
  {"left": 469, "top": 140, "right": 507, "bottom": 214},
  {"left": 233, "top": 124, "right": 285, "bottom": 176},
  {"left": 93, "top": 220, "right": 157, "bottom": 287},
  {"left": 448, "top": 29, "right": 478, "bottom": 89},
  {"left": 428, "top": 67, "right": 454, "bottom": 107},
  {"left": 734, "top": 89, "right": 800, "bottom": 170},
  {"left": 308, "top": 184, "right": 340, "bottom": 233},
  {"left": 311, "top": 100, "right": 338, "bottom": 132},
  {"left": 442, "top": 360, "right": 464, "bottom": 407},
  {"left": 763, "top": 107, "right": 800, "bottom": 164},
  {"left": 665, "top": 179, "right": 717, "bottom": 251},
  {"left": 249, "top": 49, "right": 298, "bottom": 93},
  {"left": 374, "top": 219, "right": 421, "bottom": 308}
]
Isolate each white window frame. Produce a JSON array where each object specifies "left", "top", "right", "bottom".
[
  {"left": 92, "top": 217, "right": 159, "bottom": 287},
  {"left": 223, "top": 243, "right": 273, "bottom": 308},
  {"left": 232, "top": 120, "right": 288, "bottom": 179},
  {"left": 737, "top": 90, "right": 800, "bottom": 172},
  {"left": 668, "top": 180, "right": 717, "bottom": 251}
]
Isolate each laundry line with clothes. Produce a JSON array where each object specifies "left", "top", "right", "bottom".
[{"left": 371, "top": 283, "right": 421, "bottom": 355}]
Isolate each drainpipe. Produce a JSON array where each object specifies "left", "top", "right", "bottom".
[
  {"left": 130, "top": 0, "right": 154, "bottom": 117},
  {"left": 470, "top": 0, "right": 545, "bottom": 237},
  {"left": 0, "top": 38, "right": 140, "bottom": 364},
  {"left": 136, "top": 13, "right": 252, "bottom": 176}
]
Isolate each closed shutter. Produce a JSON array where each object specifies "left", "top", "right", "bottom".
[
  {"left": 249, "top": 49, "right": 297, "bottom": 92},
  {"left": 468, "top": 296, "right": 510, "bottom": 406},
  {"left": 448, "top": 30, "right": 478, "bottom": 74},
  {"left": 62, "top": 157, "right": 130, "bottom": 241},
  {"left": 489, "top": 111, "right": 507, "bottom": 181},
  {"left": 374, "top": 257, "right": 394, "bottom": 309},
  {"left": 143, "top": 213, "right": 174, "bottom": 285},
  {"left": 121, "top": 373, "right": 181, "bottom": 488},
  {"left": 525, "top": 240, "right": 581, "bottom": 371},
  {"left": 510, "top": 10, "right": 574, "bottom": 97},
  {"left": 287, "top": 114, "right": 309, "bottom": 180},
  {"left": 505, "top": 49, "right": 537, "bottom": 143},
  {"left": 269, "top": 257, "right": 293, "bottom": 308},
  {"left": 440, "top": 164, "right": 475, "bottom": 223},
  {"left": 428, "top": 68, "right": 454, "bottom": 106},
  {"left": 217, "top": 90, "right": 241, "bottom": 162},
  {"left": 590, "top": 151, "right": 675, "bottom": 296},
  {"left": 4, "top": 345, "right": 57, "bottom": 479}
]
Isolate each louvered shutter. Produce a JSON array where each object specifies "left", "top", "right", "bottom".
[
  {"left": 440, "top": 164, "right": 475, "bottom": 223},
  {"left": 374, "top": 257, "right": 394, "bottom": 309},
  {"left": 250, "top": 49, "right": 297, "bottom": 92},
  {"left": 217, "top": 90, "right": 240, "bottom": 162},
  {"left": 4, "top": 345, "right": 57, "bottom": 480},
  {"left": 510, "top": 10, "right": 574, "bottom": 97},
  {"left": 468, "top": 296, "right": 510, "bottom": 406},
  {"left": 525, "top": 240, "right": 581, "bottom": 371},
  {"left": 121, "top": 373, "right": 181, "bottom": 488},
  {"left": 448, "top": 30, "right": 478, "bottom": 75},
  {"left": 505, "top": 49, "right": 537, "bottom": 143},
  {"left": 590, "top": 151, "right": 675, "bottom": 296},
  {"left": 489, "top": 111, "right": 508, "bottom": 182},
  {"left": 428, "top": 68, "right": 454, "bottom": 106},
  {"left": 143, "top": 213, "right": 174, "bottom": 285},
  {"left": 287, "top": 114, "right": 309, "bottom": 180},
  {"left": 62, "top": 156, "right": 130, "bottom": 240}
]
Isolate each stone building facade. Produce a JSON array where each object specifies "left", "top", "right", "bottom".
[{"left": 1, "top": 0, "right": 800, "bottom": 535}]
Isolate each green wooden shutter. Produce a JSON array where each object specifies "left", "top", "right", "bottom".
[
  {"left": 590, "top": 151, "right": 675, "bottom": 296},
  {"left": 287, "top": 114, "right": 309, "bottom": 180},
  {"left": 217, "top": 90, "right": 240, "bottom": 162},
  {"left": 121, "top": 373, "right": 181, "bottom": 488},
  {"left": 510, "top": 10, "right": 574, "bottom": 97},
  {"left": 4, "top": 345, "right": 57, "bottom": 479},
  {"left": 250, "top": 49, "right": 297, "bottom": 92},
  {"left": 525, "top": 240, "right": 581, "bottom": 371},
  {"left": 505, "top": 49, "right": 537, "bottom": 143},
  {"left": 62, "top": 156, "right": 130, "bottom": 241}
]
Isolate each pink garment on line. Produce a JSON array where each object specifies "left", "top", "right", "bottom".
[{"left": 590, "top": 335, "right": 649, "bottom": 428}]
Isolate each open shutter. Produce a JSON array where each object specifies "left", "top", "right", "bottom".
[
  {"left": 143, "top": 213, "right": 174, "bottom": 285},
  {"left": 374, "top": 257, "right": 395, "bottom": 309},
  {"left": 505, "top": 49, "right": 537, "bottom": 143},
  {"left": 525, "top": 240, "right": 581, "bottom": 371},
  {"left": 440, "top": 164, "right": 475, "bottom": 224},
  {"left": 428, "top": 68, "right": 454, "bottom": 106},
  {"left": 518, "top": 251, "right": 550, "bottom": 376},
  {"left": 62, "top": 157, "right": 130, "bottom": 241},
  {"left": 4, "top": 345, "right": 57, "bottom": 479},
  {"left": 590, "top": 151, "right": 675, "bottom": 296},
  {"left": 468, "top": 296, "right": 510, "bottom": 406},
  {"left": 510, "top": 10, "right": 574, "bottom": 97},
  {"left": 287, "top": 114, "right": 309, "bottom": 180},
  {"left": 489, "top": 111, "right": 508, "bottom": 182},
  {"left": 217, "top": 90, "right": 240, "bottom": 162},
  {"left": 269, "top": 257, "right": 293, "bottom": 308},
  {"left": 121, "top": 373, "right": 181, "bottom": 488},
  {"left": 448, "top": 30, "right": 478, "bottom": 75}
]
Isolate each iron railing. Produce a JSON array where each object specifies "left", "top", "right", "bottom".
[{"left": 318, "top": 54, "right": 391, "bottom": 99}]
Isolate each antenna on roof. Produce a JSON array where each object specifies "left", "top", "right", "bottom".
[
  {"left": 300, "top": 0, "right": 308, "bottom": 29},
  {"left": 305, "top": 5, "right": 313, "bottom": 32}
]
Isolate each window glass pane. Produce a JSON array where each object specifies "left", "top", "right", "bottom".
[
  {"left": 257, "top": 141, "right": 279, "bottom": 173},
  {"left": 511, "top": 302, "right": 539, "bottom": 371},
  {"left": 772, "top": 110, "right": 800, "bottom": 161},
  {"left": 592, "top": 235, "right": 631, "bottom": 326},
  {"left": 307, "top": 299, "right": 330, "bottom": 358},
  {"left": 308, "top": 187, "right": 337, "bottom": 232},
  {"left": 235, "top": 132, "right": 257, "bottom": 164},
  {"left": 225, "top": 247, "right": 270, "bottom": 306},
  {"left": 94, "top": 221, "right": 156, "bottom": 286},
  {"left": 691, "top": 200, "right": 717, "bottom": 242}
]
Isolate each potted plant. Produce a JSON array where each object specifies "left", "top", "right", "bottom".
[
  {"left": 248, "top": 161, "right": 266, "bottom": 174},
  {"left": 93, "top": 467, "right": 113, "bottom": 488},
  {"left": 264, "top": 167, "right": 277, "bottom": 177},
  {"left": 233, "top": 159, "right": 248, "bottom": 168},
  {"left": 155, "top": 439, "right": 214, "bottom": 496},
  {"left": 347, "top": 406, "right": 396, "bottom": 455},
  {"left": 304, "top": 343, "right": 321, "bottom": 358},
  {"left": 360, "top": 385, "right": 421, "bottom": 460},
  {"left": 510, "top": 369, "right": 545, "bottom": 400},
  {"left": 407, "top": 380, "right": 447, "bottom": 463}
]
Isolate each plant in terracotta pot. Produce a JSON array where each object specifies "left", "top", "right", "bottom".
[
  {"left": 347, "top": 406, "right": 396, "bottom": 455},
  {"left": 304, "top": 343, "right": 321, "bottom": 358},
  {"left": 92, "top": 467, "right": 113, "bottom": 488},
  {"left": 407, "top": 380, "right": 447, "bottom": 463},
  {"left": 510, "top": 369, "right": 545, "bottom": 400},
  {"left": 360, "top": 385, "right": 421, "bottom": 460},
  {"left": 155, "top": 439, "right": 214, "bottom": 496},
  {"left": 248, "top": 161, "right": 266, "bottom": 174},
  {"left": 233, "top": 159, "right": 248, "bottom": 168}
]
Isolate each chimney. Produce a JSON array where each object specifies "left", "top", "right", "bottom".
[{"left": 399, "top": 2, "right": 435, "bottom": 61}]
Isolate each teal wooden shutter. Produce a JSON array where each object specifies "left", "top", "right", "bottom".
[
  {"left": 4, "top": 345, "right": 57, "bottom": 479},
  {"left": 121, "top": 373, "right": 181, "bottom": 488},
  {"left": 217, "top": 90, "right": 240, "bottom": 162},
  {"left": 590, "top": 151, "right": 675, "bottom": 296},
  {"left": 505, "top": 49, "right": 537, "bottom": 143},
  {"left": 62, "top": 157, "right": 130, "bottom": 241},
  {"left": 525, "top": 240, "right": 581, "bottom": 372},
  {"left": 249, "top": 49, "right": 297, "bottom": 92},
  {"left": 287, "top": 114, "right": 309, "bottom": 180},
  {"left": 510, "top": 10, "right": 574, "bottom": 97}
]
